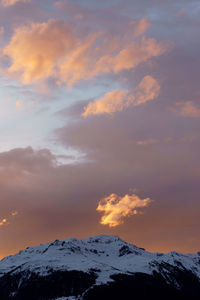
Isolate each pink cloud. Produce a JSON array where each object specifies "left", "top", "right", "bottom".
[
  {"left": 136, "top": 139, "right": 158, "bottom": 146},
  {"left": 1, "top": 18, "right": 167, "bottom": 87},
  {"left": 94, "top": 37, "right": 165, "bottom": 75},
  {"left": 171, "top": 101, "right": 200, "bottom": 118},
  {"left": 82, "top": 76, "right": 160, "bottom": 116},
  {"left": 1, "top": 0, "right": 30, "bottom": 7},
  {"left": 133, "top": 18, "right": 151, "bottom": 38}
]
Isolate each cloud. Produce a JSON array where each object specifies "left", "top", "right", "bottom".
[
  {"left": 0, "top": 0, "right": 200, "bottom": 257},
  {"left": 133, "top": 76, "right": 160, "bottom": 106},
  {"left": 0, "top": 218, "right": 8, "bottom": 226},
  {"left": 15, "top": 100, "right": 23, "bottom": 111},
  {"left": 133, "top": 18, "right": 151, "bottom": 38},
  {"left": 0, "top": 147, "right": 57, "bottom": 172},
  {"left": 1, "top": 0, "right": 30, "bottom": 7},
  {"left": 136, "top": 138, "right": 158, "bottom": 146},
  {"left": 82, "top": 75, "right": 160, "bottom": 116},
  {"left": 11, "top": 211, "right": 18, "bottom": 216},
  {"left": 94, "top": 37, "right": 165, "bottom": 75},
  {"left": 0, "top": 26, "right": 4, "bottom": 35},
  {"left": 3, "top": 19, "right": 78, "bottom": 84},
  {"left": 0, "top": 140, "right": 199, "bottom": 256},
  {"left": 171, "top": 101, "right": 200, "bottom": 118},
  {"left": 2, "top": 18, "right": 166, "bottom": 87},
  {"left": 58, "top": 33, "right": 99, "bottom": 87},
  {"left": 0, "top": 211, "right": 18, "bottom": 227},
  {"left": 96, "top": 192, "right": 152, "bottom": 227},
  {"left": 82, "top": 89, "right": 129, "bottom": 116}
]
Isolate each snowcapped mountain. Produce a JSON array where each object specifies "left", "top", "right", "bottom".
[{"left": 0, "top": 235, "right": 200, "bottom": 299}]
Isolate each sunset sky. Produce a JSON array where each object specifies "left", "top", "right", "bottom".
[{"left": 0, "top": 0, "right": 200, "bottom": 259}]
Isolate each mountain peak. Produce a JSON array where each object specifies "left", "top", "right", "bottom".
[
  {"left": 82, "top": 234, "right": 124, "bottom": 244},
  {"left": 0, "top": 235, "right": 200, "bottom": 299}
]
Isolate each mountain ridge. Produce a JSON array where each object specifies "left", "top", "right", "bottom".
[{"left": 0, "top": 235, "right": 200, "bottom": 300}]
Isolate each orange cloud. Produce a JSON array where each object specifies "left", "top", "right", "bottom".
[
  {"left": 2, "top": 18, "right": 167, "bottom": 87},
  {"left": 0, "top": 218, "right": 8, "bottom": 226},
  {"left": 3, "top": 20, "right": 78, "bottom": 84},
  {"left": 0, "top": 26, "right": 4, "bottom": 35},
  {"left": 82, "top": 89, "right": 129, "bottom": 116},
  {"left": 1, "top": 0, "right": 30, "bottom": 7},
  {"left": 11, "top": 211, "right": 18, "bottom": 216},
  {"left": 94, "top": 37, "right": 165, "bottom": 75},
  {"left": 58, "top": 33, "right": 99, "bottom": 87},
  {"left": 133, "top": 75, "right": 160, "bottom": 106},
  {"left": 15, "top": 100, "right": 23, "bottom": 111},
  {"left": 133, "top": 18, "right": 152, "bottom": 38},
  {"left": 97, "top": 192, "right": 152, "bottom": 227},
  {"left": 82, "top": 76, "right": 160, "bottom": 116},
  {"left": 172, "top": 101, "right": 200, "bottom": 118},
  {"left": 0, "top": 211, "right": 18, "bottom": 227},
  {"left": 136, "top": 138, "right": 158, "bottom": 146}
]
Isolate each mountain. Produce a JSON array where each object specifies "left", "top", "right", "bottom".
[{"left": 0, "top": 235, "right": 200, "bottom": 300}]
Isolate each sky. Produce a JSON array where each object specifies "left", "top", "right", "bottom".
[{"left": 0, "top": 0, "right": 200, "bottom": 259}]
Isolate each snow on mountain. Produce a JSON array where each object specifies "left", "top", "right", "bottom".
[{"left": 0, "top": 234, "right": 199, "bottom": 287}]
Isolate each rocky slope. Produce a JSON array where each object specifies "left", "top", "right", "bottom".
[{"left": 0, "top": 235, "right": 200, "bottom": 299}]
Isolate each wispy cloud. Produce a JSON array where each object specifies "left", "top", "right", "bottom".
[
  {"left": 1, "top": 0, "right": 30, "bottom": 7},
  {"left": 15, "top": 100, "right": 23, "bottom": 111},
  {"left": 0, "top": 26, "right": 4, "bottom": 35},
  {"left": 133, "top": 18, "right": 151, "bottom": 38},
  {"left": 171, "top": 101, "right": 200, "bottom": 118},
  {"left": 136, "top": 139, "right": 158, "bottom": 146},
  {"left": 97, "top": 192, "right": 152, "bottom": 227},
  {"left": 82, "top": 76, "right": 160, "bottom": 116}
]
